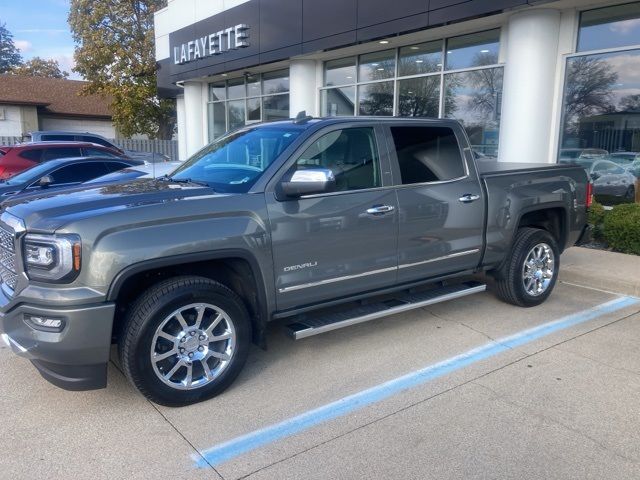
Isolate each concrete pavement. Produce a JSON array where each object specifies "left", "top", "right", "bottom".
[{"left": 1, "top": 247, "right": 639, "bottom": 479}]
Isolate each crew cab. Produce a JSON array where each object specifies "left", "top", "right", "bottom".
[{"left": 0, "top": 117, "right": 590, "bottom": 406}]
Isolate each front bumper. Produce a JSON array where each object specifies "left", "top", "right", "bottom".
[{"left": 0, "top": 295, "right": 115, "bottom": 391}]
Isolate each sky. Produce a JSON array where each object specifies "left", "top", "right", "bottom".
[{"left": 1, "top": 0, "right": 80, "bottom": 78}]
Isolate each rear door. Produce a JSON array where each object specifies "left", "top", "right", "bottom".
[
  {"left": 266, "top": 125, "right": 398, "bottom": 310},
  {"left": 384, "top": 123, "right": 485, "bottom": 283}
]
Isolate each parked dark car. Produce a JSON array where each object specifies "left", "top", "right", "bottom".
[
  {"left": 560, "top": 157, "right": 636, "bottom": 201},
  {"left": 0, "top": 142, "right": 128, "bottom": 179},
  {"left": 27, "top": 131, "right": 171, "bottom": 163},
  {"left": 0, "top": 157, "right": 143, "bottom": 197},
  {"left": 608, "top": 152, "right": 640, "bottom": 177}
]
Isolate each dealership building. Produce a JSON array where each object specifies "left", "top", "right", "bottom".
[{"left": 154, "top": 0, "right": 640, "bottom": 163}]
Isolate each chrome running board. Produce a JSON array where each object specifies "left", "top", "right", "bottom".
[{"left": 285, "top": 281, "right": 486, "bottom": 340}]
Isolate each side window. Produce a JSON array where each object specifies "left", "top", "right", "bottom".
[
  {"left": 80, "top": 136, "right": 112, "bottom": 148},
  {"left": 102, "top": 161, "right": 130, "bottom": 173},
  {"left": 48, "top": 162, "right": 109, "bottom": 185},
  {"left": 83, "top": 147, "right": 119, "bottom": 158},
  {"left": 40, "top": 134, "right": 74, "bottom": 141},
  {"left": 42, "top": 148, "right": 82, "bottom": 161},
  {"left": 19, "top": 149, "right": 43, "bottom": 163},
  {"left": 293, "top": 128, "right": 381, "bottom": 192},
  {"left": 390, "top": 126, "right": 466, "bottom": 184}
]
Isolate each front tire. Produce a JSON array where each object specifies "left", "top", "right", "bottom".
[
  {"left": 493, "top": 227, "right": 560, "bottom": 307},
  {"left": 118, "top": 276, "right": 251, "bottom": 407}
]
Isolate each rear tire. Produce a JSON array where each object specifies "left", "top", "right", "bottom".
[
  {"left": 118, "top": 275, "right": 251, "bottom": 407},
  {"left": 493, "top": 227, "right": 560, "bottom": 307}
]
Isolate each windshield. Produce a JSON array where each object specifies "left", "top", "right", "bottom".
[
  {"left": 4, "top": 162, "right": 53, "bottom": 185},
  {"left": 85, "top": 169, "right": 144, "bottom": 184},
  {"left": 170, "top": 126, "right": 302, "bottom": 193}
]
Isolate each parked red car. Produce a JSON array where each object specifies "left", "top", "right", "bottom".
[{"left": 0, "top": 142, "right": 128, "bottom": 179}]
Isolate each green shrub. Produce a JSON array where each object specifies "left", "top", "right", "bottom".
[
  {"left": 603, "top": 203, "right": 640, "bottom": 255},
  {"left": 588, "top": 201, "right": 606, "bottom": 241}
]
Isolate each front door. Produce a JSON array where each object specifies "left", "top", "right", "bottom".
[
  {"left": 385, "top": 124, "right": 485, "bottom": 283},
  {"left": 266, "top": 126, "right": 398, "bottom": 311}
]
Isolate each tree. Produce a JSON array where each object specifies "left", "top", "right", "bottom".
[
  {"left": 0, "top": 23, "right": 23, "bottom": 73},
  {"left": 69, "top": 0, "right": 175, "bottom": 139},
  {"left": 619, "top": 94, "right": 640, "bottom": 112},
  {"left": 12, "top": 57, "right": 69, "bottom": 78}
]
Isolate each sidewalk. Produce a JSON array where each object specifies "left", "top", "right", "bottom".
[{"left": 560, "top": 246, "right": 640, "bottom": 297}]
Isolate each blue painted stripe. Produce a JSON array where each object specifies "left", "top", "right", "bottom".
[{"left": 195, "top": 296, "right": 639, "bottom": 467}]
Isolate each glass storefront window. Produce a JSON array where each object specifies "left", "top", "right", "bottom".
[
  {"left": 325, "top": 57, "right": 356, "bottom": 87},
  {"left": 358, "top": 50, "right": 396, "bottom": 82},
  {"left": 227, "top": 77, "right": 245, "bottom": 100},
  {"left": 209, "top": 82, "right": 226, "bottom": 102},
  {"left": 358, "top": 81, "right": 394, "bottom": 116},
  {"left": 397, "top": 76, "right": 440, "bottom": 118},
  {"left": 444, "top": 67, "right": 503, "bottom": 156},
  {"left": 446, "top": 29, "right": 500, "bottom": 70},
  {"left": 247, "top": 97, "right": 261, "bottom": 122},
  {"left": 578, "top": 2, "right": 640, "bottom": 52},
  {"left": 263, "top": 94, "right": 290, "bottom": 121},
  {"left": 207, "top": 70, "right": 290, "bottom": 140},
  {"left": 560, "top": 49, "right": 640, "bottom": 159},
  {"left": 322, "top": 87, "right": 356, "bottom": 116},
  {"left": 398, "top": 41, "right": 443, "bottom": 76},
  {"left": 262, "top": 69, "right": 290, "bottom": 95}
]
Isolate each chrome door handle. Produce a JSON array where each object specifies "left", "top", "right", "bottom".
[
  {"left": 366, "top": 205, "right": 395, "bottom": 215},
  {"left": 458, "top": 194, "right": 481, "bottom": 203}
]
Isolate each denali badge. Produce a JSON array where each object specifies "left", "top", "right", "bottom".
[{"left": 283, "top": 262, "right": 318, "bottom": 272}]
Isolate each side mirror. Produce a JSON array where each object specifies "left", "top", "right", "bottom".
[
  {"left": 38, "top": 175, "right": 54, "bottom": 188},
  {"left": 280, "top": 168, "right": 336, "bottom": 198}
]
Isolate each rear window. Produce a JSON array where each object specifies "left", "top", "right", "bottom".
[
  {"left": 19, "top": 149, "right": 43, "bottom": 162},
  {"left": 83, "top": 147, "right": 119, "bottom": 158},
  {"left": 79, "top": 136, "right": 113, "bottom": 148},
  {"left": 40, "top": 134, "right": 76, "bottom": 141},
  {"left": 42, "top": 147, "right": 82, "bottom": 161},
  {"left": 390, "top": 126, "right": 466, "bottom": 184}
]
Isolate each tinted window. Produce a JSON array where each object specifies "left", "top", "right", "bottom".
[
  {"left": 293, "top": 128, "right": 381, "bottom": 192},
  {"left": 79, "top": 136, "right": 112, "bottom": 148},
  {"left": 102, "top": 161, "right": 131, "bottom": 173},
  {"left": 83, "top": 147, "right": 119, "bottom": 158},
  {"left": 19, "top": 149, "right": 43, "bottom": 162},
  {"left": 391, "top": 126, "right": 465, "bottom": 184},
  {"left": 40, "top": 134, "right": 76, "bottom": 141},
  {"left": 42, "top": 148, "right": 82, "bottom": 161},
  {"left": 49, "top": 162, "right": 109, "bottom": 184}
]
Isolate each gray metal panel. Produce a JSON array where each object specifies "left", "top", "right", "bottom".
[
  {"left": 356, "top": 0, "right": 428, "bottom": 28},
  {"left": 302, "top": 0, "right": 357, "bottom": 42},
  {"left": 429, "top": 0, "right": 526, "bottom": 26},
  {"left": 259, "top": 0, "right": 302, "bottom": 52}
]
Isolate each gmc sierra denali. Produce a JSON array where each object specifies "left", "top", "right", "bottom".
[{"left": 0, "top": 117, "right": 590, "bottom": 406}]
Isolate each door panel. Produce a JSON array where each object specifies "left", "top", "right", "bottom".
[
  {"left": 385, "top": 124, "right": 485, "bottom": 283},
  {"left": 267, "top": 189, "right": 398, "bottom": 310},
  {"left": 266, "top": 125, "right": 398, "bottom": 311}
]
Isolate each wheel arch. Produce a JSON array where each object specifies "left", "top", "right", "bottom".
[{"left": 108, "top": 250, "right": 271, "bottom": 348}]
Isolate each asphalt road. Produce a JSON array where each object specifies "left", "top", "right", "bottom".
[{"left": 1, "top": 280, "right": 639, "bottom": 480}]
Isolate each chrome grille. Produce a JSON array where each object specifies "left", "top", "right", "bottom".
[{"left": 0, "top": 225, "right": 17, "bottom": 291}]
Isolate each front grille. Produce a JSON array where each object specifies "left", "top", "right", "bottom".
[{"left": 0, "top": 225, "right": 18, "bottom": 291}]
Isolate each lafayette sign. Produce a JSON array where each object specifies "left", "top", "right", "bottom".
[{"left": 173, "top": 24, "right": 250, "bottom": 65}]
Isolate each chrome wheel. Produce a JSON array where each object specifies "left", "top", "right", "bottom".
[
  {"left": 150, "top": 303, "right": 236, "bottom": 390},
  {"left": 522, "top": 243, "right": 555, "bottom": 297}
]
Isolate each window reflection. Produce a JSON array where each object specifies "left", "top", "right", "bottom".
[
  {"left": 446, "top": 29, "right": 500, "bottom": 70},
  {"left": 560, "top": 50, "right": 640, "bottom": 159},
  {"left": 358, "top": 50, "right": 396, "bottom": 82},
  {"left": 322, "top": 87, "right": 356, "bottom": 116},
  {"left": 325, "top": 57, "right": 356, "bottom": 86},
  {"left": 444, "top": 67, "right": 503, "bottom": 157},
  {"left": 398, "top": 41, "right": 442, "bottom": 76},
  {"left": 262, "top": 95, "right": 290, "bottom": 121},
  {"left": 397, "top": 76, "right": 440, "bottom": 117},
  {"left": 578, "top": 2, "right": 640, "bottom": 52},
  {"left": 358, "top": 82, "right": 394, "bottom": 116}
]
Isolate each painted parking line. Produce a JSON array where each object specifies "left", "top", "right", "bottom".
[{"left": 194, "top": 295, "right": 640, "bottom": 468}]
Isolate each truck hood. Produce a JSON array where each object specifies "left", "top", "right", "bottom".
[{"left": 0, "top": 179, "right": 220, "bottom": 232}]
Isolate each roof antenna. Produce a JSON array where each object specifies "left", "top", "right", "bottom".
[{"left": 294, "top": 110, "right": 312, "bottom": 124}]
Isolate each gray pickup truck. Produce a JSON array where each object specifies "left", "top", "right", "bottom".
[{"left": 0, "top": 117, "right": 590, "bottom": 406}]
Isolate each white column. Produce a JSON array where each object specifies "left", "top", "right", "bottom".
[
  {"left": 289, "top": 60, "right": 318, "bottom": 117},
  {"left": 176, "top": 95, "right": 187, "bottom": 161},
  {"left": 498, "top": 9, "right": 561, "bottom": 164},
  {"left": 183, "top": 81, "right": 205, "bottom": 157}
]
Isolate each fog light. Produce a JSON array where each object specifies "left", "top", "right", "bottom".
[{"left": 24, "top": 314, "right": 65, "bottom": 332}]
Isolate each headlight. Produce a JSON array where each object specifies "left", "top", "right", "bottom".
[{"left": 23, "top": 234, "right": 81, "bottom": 282}]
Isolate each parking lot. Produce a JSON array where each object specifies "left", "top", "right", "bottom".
[{"left": 2, "top": 277, "right": 640, "bottom": 480}]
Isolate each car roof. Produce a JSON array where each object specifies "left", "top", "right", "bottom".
[
  {"left": 34, "top": 156, "right": 136, "bottom": 168},
  {"left": 29, "top": 130, "right": 111, "bottom": 139},
  {"left": 12, "top": 141, "right": 114, "bottom": 149}
]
